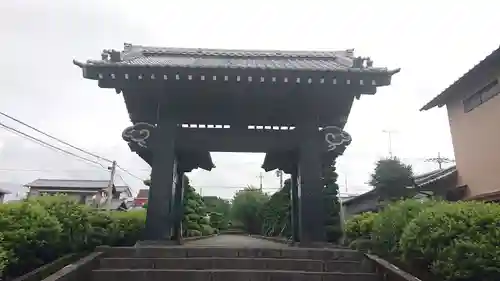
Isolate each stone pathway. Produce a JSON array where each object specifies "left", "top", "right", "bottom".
[{"left": 185, "top": 235, "right": 288, "bottom": 248}]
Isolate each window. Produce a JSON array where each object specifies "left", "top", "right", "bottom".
[{"left": 463, "top": 79, "right": 500, "bottom": 112}]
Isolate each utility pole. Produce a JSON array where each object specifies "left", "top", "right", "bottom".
[
  {"left": 275, "top": 170, "right": 283, "bottom": 189},
  {"left": 425, "top": 152, "right": 454, "bottom": 170},
  {"left": 258, "top": 172, "right": 264, "bottom": 191},
  {"left": 106, "top": 161, "right": 117, "bottom": 210},
  {"left": 382, "top": 130, "right": 397, "bottom": 158}
]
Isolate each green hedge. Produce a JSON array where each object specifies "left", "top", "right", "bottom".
[
  {"left": 0, "top": 195, "right": 145, "bottom": 278},
  {"left": 345, "top": 199, "right": 500, "bottom": 281}
]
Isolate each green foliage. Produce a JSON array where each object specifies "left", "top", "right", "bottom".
[
  {"left": 230, "top": 187, "right": 269, "bottom": 234},
  {"left": 260, "top": 179, "right": 291, "bottom": 237},
  {"left": 0, "top": 195, "right": 145, "bottom": 278},
  {"left": 345, "top": 199, "right": 500, "bottom": 281},
  {"left": 344, "top": 212, "right": 377, "bottom": 244},
  {"left": 371, "top": 199, "right": 439, "bottom": 256},
  {"left": 27, "top": 195, "right": 93, "bottom": 253},
  {"left": 399, "top": 201, "right": 500, "bottom": 281},
  {"left": 369, "top": 157, "right": 414, "bottom": 201}
]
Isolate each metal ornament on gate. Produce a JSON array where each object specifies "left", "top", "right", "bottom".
[{"left": 322, "top": 126, "right": 352, "bottom": 152}]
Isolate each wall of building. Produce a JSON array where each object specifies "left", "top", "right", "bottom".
[{"left": 446, "top": 74, "right": 500, "bottom": 198}]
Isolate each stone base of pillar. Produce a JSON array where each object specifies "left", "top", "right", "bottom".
[{"left": 135, "top": 239, "right": 181, "bottom": 247}]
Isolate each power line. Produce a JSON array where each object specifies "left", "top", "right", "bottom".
[
  {"left": 116, "top": 165, "right": 145, "bottom": 181},
  {"left": 0, "top": 111, "right": 113, "bottom": 163},
  {"left": 0, "top": 121, "right": 107, "bottom": 169},
  {"left": 0, "top": 111, "right": 144, "bottom": 181}
]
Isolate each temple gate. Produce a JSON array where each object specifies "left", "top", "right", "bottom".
[{"left": 74, "top": 44, "right": 398, "bottom": 246}]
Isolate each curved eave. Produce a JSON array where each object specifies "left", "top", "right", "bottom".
[{"left": 73, "top": 59, "right": 399, "bottom": 82}]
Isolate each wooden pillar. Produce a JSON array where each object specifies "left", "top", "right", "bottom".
[
  {"left": 297, "top": 123, "right": 324, "bottom": 245},
  {"left": 290, "top": 165, "right": 300, "bottom": 243},
  {"left": 172, "top": 168, "right": 185, "bottom": 243},
  {"left": 142, "top": 117, "right": 177, "bottom": 242}
]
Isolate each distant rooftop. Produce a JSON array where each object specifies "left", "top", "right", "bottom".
[
  {"left": 25, "top": 179, "right": 133, "bottom": 196},
  {"left": 0, "top": 188, "right": 11, "bottom": 194},
  {"left": 136, "top": 189, "right": 149, "bottom": 199}
]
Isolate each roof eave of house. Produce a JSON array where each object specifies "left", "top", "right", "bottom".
[{"left": 420, "top": 45, "right": 500, "bottom": 112}]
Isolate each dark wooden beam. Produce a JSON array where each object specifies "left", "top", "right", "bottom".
[{"left": 176, "top": 127, "right": 298, "bottom": 152}]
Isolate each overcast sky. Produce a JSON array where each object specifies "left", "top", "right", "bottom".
[{"left": 0, "top": 0, "right": 498, "bottom": 200}]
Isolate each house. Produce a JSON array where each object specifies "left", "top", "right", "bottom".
[
  {"left": 421, "top": 45, "right": 500, "bottom": 202},
  {"left": 25, "top": 179, "right": 133, "bottom": 206},
  {"left": 341, "top": 165, "right": 463, "bottom": 217},
  {"left": 0, "top": 188, "right": 10, "bottom": 203},
  {"left": 134, "top": 189, "right": 149, "bottom": 207}
]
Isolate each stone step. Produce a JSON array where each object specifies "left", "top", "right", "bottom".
[
  {"left": 99, "top": 257, "right": 372, "bottom": 273},
  {"left": 97, "top": 246, "right": 363, "bottom": 261},
  {"left": 92, "top": 269, "right": 378, "bottom": 281}
]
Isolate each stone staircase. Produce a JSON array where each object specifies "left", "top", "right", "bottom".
[{"left": 91, "top": 246, "right": 379, "bottom": 281}]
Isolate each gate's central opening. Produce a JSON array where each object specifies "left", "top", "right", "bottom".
[{"left": 188, "top": 152, "right": 281, "bottom": 199}]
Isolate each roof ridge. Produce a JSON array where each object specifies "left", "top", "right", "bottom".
[{"left": 123, "top": 43, "right": 356, "bottom": 59}]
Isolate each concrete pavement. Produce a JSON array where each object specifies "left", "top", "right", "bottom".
[{"left": 185, "top": 234, "right": 288, "bottom": 248}]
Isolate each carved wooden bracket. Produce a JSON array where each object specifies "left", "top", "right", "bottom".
[
  {"left": 122, "top": 122, "right": 156, "bottom": 149},
  {"left": 321, "top": 126, "right": 352, "bottom": 154}
]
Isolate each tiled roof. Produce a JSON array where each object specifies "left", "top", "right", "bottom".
[
  {"left": 421, "top": 45, "right": 500, "bottom": 111},
  {"left": 75, "top": 43, "right": 399, "bottom": 74},
  {"left": 25, "top": 179, "right": 129, "bottom": 192},
  {"left": 414, "top": 165, "right": 457, "bottom": 187}
]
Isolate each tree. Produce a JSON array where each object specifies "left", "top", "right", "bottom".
[
  {"left": 230, "top": 187, "right": 269, "bottom": 234},
  {"left": 202, "top": 196, "right": 231, "bottom": 230},
  {"left": 369, "top": 157, "right": 414, "bottom": 201},
  {"left": 260, "top": 179, "right": 291, "bottom": 237}
]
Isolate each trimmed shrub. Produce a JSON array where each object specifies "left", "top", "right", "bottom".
[
  {"left": 200, "top": 224, "right": 214, "bottom": 236},
  {"left": 400, "top": 201, "right": 500, "bottom": 281},
  {"left": 371, "top": 199, "right": 440, "bottom": 256}
]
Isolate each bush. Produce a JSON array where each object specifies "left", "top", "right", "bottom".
[
  {"left": 0, "top": 200, "right": 62, "bottom": 277},
  {"left": 107, "top": 210, "right": 146, "bottom": 246},
  {"left": 344, "top": 212, "right": 377, "bottom": 243},
  {"left": 0, "top": 196, "right": 146, "bottom": 278},
  {"left": 29, "top": 195, "right": 93, "bottom": 253},
  {"left": 371, "top": 199, "right": 439, "bottom": 256},
  {"left": 400, "top": 201, "right": 500, "bottom": 281}
]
